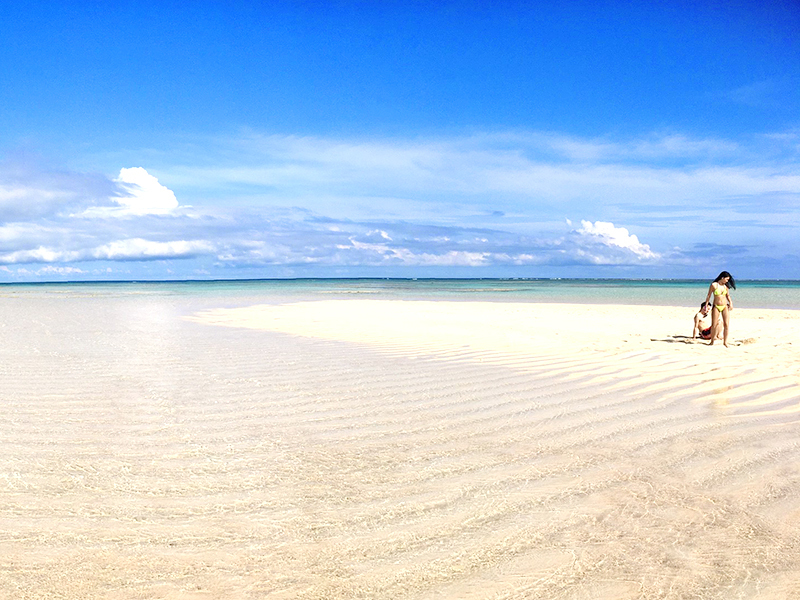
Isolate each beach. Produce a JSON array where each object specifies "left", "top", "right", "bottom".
[{"left": 2, "top": 288, "right": 800, "bottom": 598}]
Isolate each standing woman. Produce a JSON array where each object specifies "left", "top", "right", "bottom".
[{"left": 704, "top": 271, "right": 736, "bottom": 347}]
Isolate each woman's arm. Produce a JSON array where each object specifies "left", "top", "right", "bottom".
[{"left": 704, "top": 283, "right": 714, "bottom": 306}]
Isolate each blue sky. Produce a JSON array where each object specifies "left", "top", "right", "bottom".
[{"left": 1, "top": 0, "right": 798, "bottom": 281}]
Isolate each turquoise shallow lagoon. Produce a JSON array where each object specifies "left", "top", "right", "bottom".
[
  {"left": 3, "top": 278, "right": 800, "bottom": 309},
  {"left": 2, "top": 277, "right": 799, "bottom": 598}
]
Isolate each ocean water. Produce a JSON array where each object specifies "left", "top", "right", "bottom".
[
  {"left": 2, "top": 278, "right": 799, "bottom": 598},
  {"left": 2, "top": 278, "right": 800, "bottom": 309}
]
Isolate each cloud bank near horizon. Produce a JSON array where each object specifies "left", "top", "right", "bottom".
[{"left": 1, "top": 129, "right": 798, "bottom": 280}]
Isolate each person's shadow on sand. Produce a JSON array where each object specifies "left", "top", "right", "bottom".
[{"left": 651, "top": 335, "right": 756, "bottom": 346}]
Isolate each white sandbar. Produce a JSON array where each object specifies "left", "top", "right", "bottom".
[{"left": 2, "top": 296, "right": 799, "bottom": 598}]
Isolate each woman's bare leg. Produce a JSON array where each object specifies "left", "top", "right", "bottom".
[
  {"left": 709, "top": 306, "right": 720, "bottom": 345},
  {"left": 722, "top": 307, "right": 730, "bottom": 347}
]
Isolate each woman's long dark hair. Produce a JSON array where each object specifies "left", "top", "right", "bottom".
[{"left": 714, "top": 270, "right": 736, "bottom": 290}]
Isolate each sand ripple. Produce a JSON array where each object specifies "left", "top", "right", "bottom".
[{"left": 1, "top": 297, "right": 799, "bottom": 599}]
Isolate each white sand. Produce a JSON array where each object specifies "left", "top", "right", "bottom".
[
  {"left": 191, "top": 300, "right": 800, "bottom": 418},
  {"left": 2, "top": 296, "right": 800, "bottom": 599}
]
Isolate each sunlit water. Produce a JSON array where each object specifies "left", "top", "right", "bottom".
[
  {"left": 3, "top": 278, "right": 800, "bottom": 308},
  {"left": 1, "top": 281, "right": 798, "bottom": 598}
]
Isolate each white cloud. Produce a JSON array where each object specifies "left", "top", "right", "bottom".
[
  {"left": 335, "top": 237, "right": 490, "bottom": 267},
  {"left": 114, "top": 167, "right": 179, "bottom": 215},
  {"left": 36, "top": 265, "right": 86, "bottom": 276},
  {"left": 575, "top": 220, "right": 659, "bottom": 261},
  {"left": 79, "top": 167, "right": 181, "bottom": 218},
  {"left": 367, "top": 229, "right": 392, "bottom": 240},
  {"left": 2, "top": 128, "right": 799, "bottom": 279},
  {"left": 91, "top": 238, "right": 214, "bottom": 260},
  {"left": 0, "top": 238, "right": 215, "bottom": 264},
  {"left": 159, "top": 131, "right": 800, "bottom": 237},
  {"left": 0, "top": 246, "right": 82, "bottom": 264}
]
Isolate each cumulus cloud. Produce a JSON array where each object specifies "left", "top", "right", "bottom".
[
  {"left": 2, "top": 128, "right": 799, "bottom": 280},
  {"left": 91, "top": 238, "right": 214, "bottom": 260},
  {"left": 0, "top": 246, "right": 81, "bottom": 264},
  {"left": 197, "top": 212, "right": 665, "bottom": 271},
  {"left": 113, "top": 167, "right": 179, "bottom": 215},
  {"left": 575, "top": 220, "right": 659, "bottom": 261},
  {"left": 0, "top": 160, "right": 213, "bottom": 278},
  {"left": 79, "top": 167, "right": 181, "bottom": 217},
  {"left": 0, "top": 238, "right": 214, "bottom": 264}
]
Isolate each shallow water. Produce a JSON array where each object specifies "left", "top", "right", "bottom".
[
  {"left": 2, "top": 277, "right": 800, "bottom": 309},
  {"left": 1, "top": 290, "right": 799, "bottom": 599}
]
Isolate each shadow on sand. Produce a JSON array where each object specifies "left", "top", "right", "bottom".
[{"left": 651, "top": 335, "right": 757, "bottom": 346}]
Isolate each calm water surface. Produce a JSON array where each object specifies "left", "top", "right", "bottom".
[{"left": 2, "top": 278, "right": 800, "bottom": 309}]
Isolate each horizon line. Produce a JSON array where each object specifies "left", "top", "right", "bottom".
[{"left": 2, "top": 277, "right": 799, "bottom": 286}]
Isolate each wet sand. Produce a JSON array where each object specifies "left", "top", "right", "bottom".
[{"left": 2, "top": 295, "right": 800, "bottom": 598}]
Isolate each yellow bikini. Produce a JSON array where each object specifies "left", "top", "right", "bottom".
[{"left": 713, "top": 285, "right": 727, "bottom": 311}]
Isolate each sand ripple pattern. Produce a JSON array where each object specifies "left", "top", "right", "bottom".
[{"left": 2, "top": 297, "right": 799, "bottom": 599}]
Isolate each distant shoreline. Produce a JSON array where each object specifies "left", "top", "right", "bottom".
[
  {"left": 3, "top": 276, "right": 800, "bottom": 285},
  {"left": 3, "top": 277, "right": 800, "bottom": 310}
]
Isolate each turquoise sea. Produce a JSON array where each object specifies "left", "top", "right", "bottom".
[{"left": 2, "top": 278, "right": 800, "bottom": 310}]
